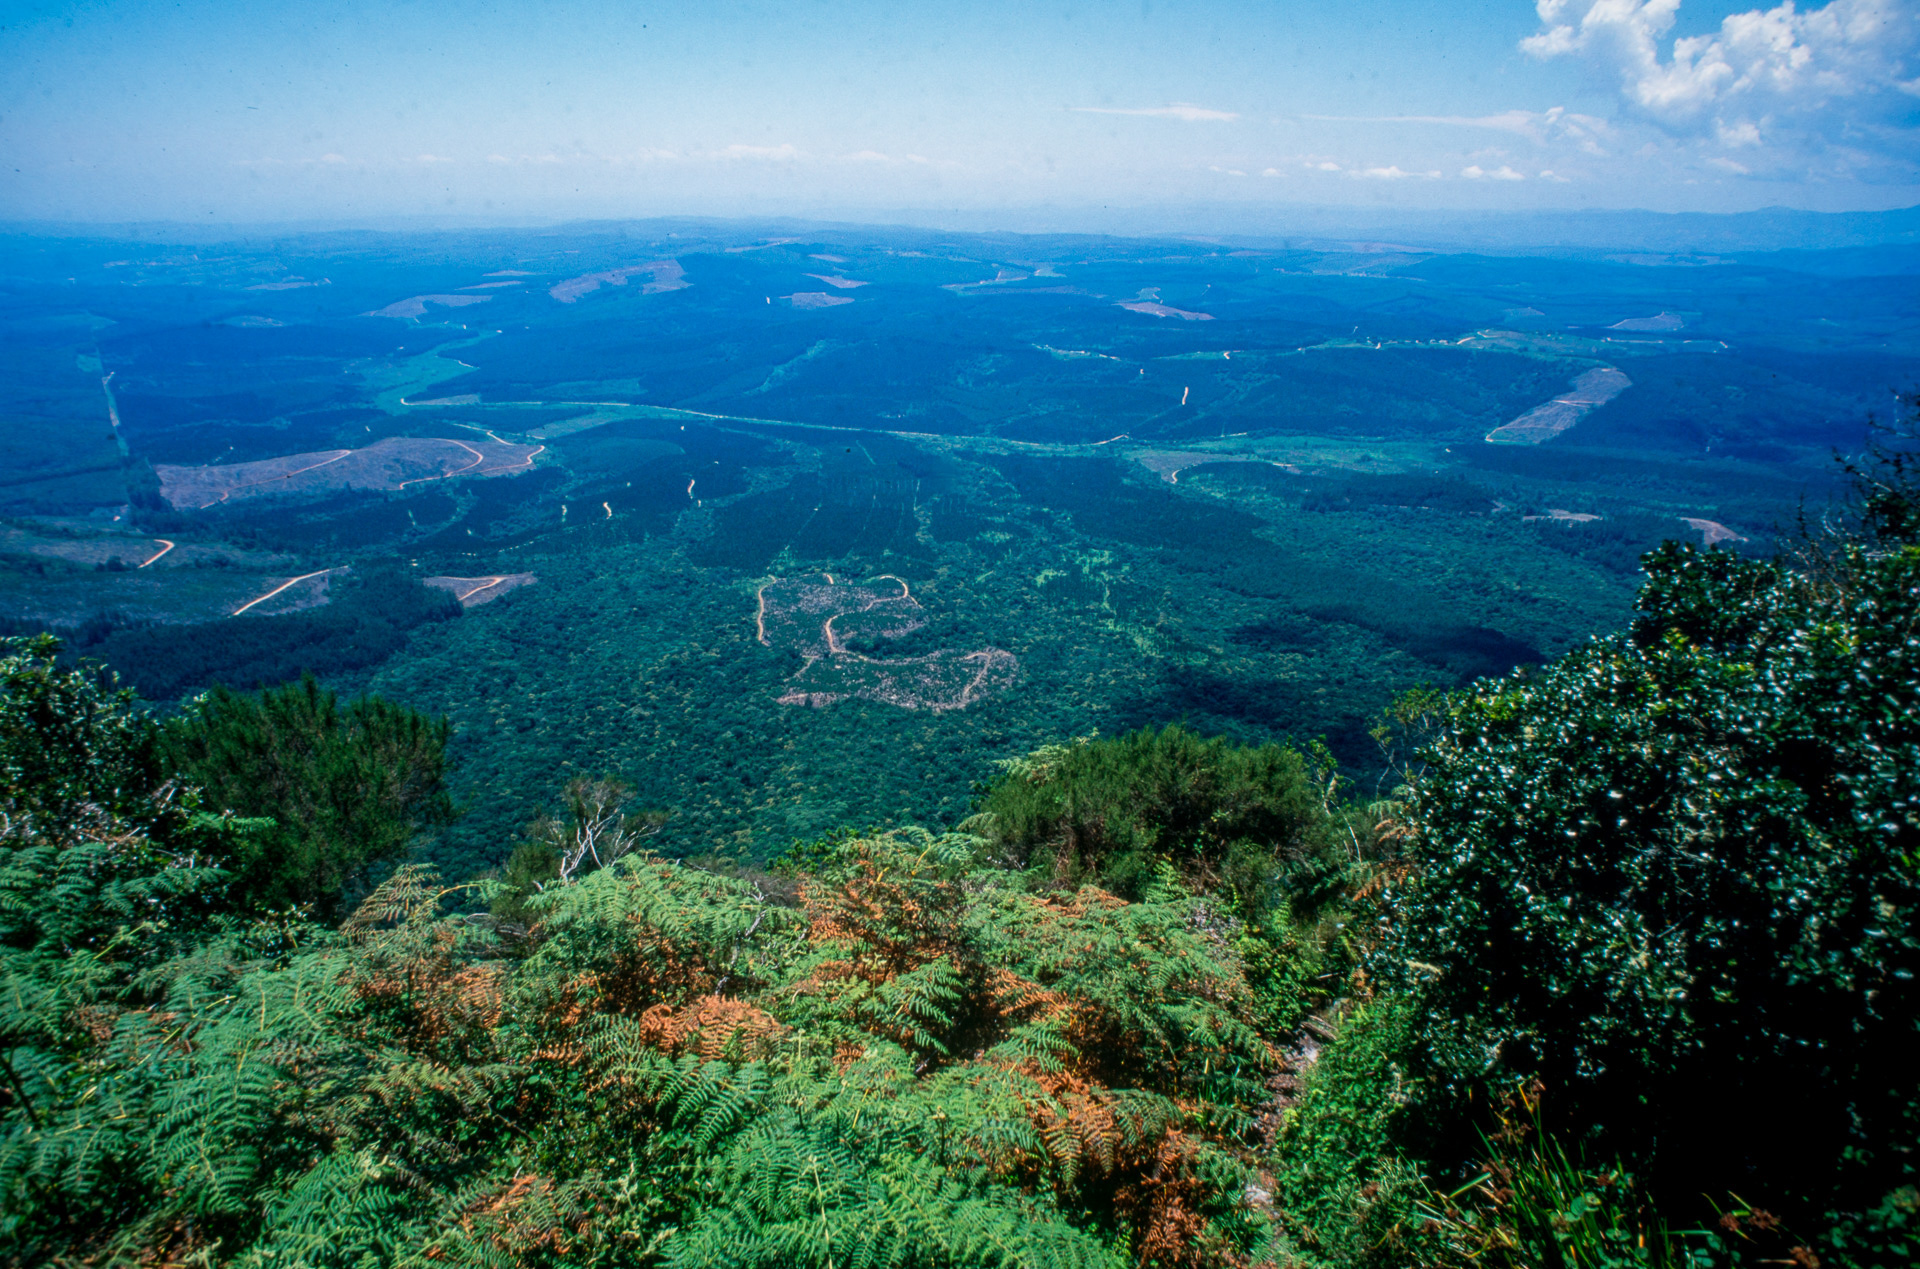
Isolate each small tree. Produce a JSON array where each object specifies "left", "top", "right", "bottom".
[
  {"left": 963, "top": 724, "right": 1340, "bottom": 913},
  {"left": 538, "top": 777, "right": 665, "bottom": 885},
  {"left": 0, "top": 634, "right": 160, "bottom": 825},
  {"left": 160, "top": 675, "right": 454, "bottom": 917},
  {"left": 491, "top": 777, "right": 665, "bottom": 930}
]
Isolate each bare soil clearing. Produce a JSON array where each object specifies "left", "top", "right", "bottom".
[
  {"left": 779, "top": 648, "right": 1018, "bottom": 712},
  {"left": 1131, "top": 450, "right": 1293, "bottom": 484},
  {"left": 756, "top": 573, "right": 1016, "bottom": 711},
  {"left": 548, "top": 261, "right": 687, "bottom": 303},
  {"left": 1609, "top": 312, "right": 1686, "bottom": 332},
  {"left": 366, "top": 294, "right": 493, "bottom": 320},
  {"left": 156, "top": 437, "right": 541, "bottom": 509},
  {"left": 805, "top": 274, "right": 868, "bottom": 289},
  {"left": 942, "top": 269, "right": 1033, "bottom": 292},
  {"left": 1680, "top": 517, "right": 1747, "bottom": 545},
  {"left": 1117, "top": 301, "right": 1214, "bottom": 321},
  {"left": 526, "top": 413, "right": 626, "bottom": 440},
  {"left": 785, "top": 292, "right": 855, "bottom": 309},
  {"left": 0, "top": 525, "right": 287, "bottom": 571},
  {"left": 423, "top": 573, "right": 537, "bottom": 606},
  {"left": 758, "top": 574, "right": 920, "bottom": 655},
  {"left": 1485, "top": 366, "right": 1632, "bottom": 445},
  {"left": 232, "top": 568, "right": 337, "bottom": 617},
  {"left": 0, "top": 527, "right": 167, "bottom": 570}
]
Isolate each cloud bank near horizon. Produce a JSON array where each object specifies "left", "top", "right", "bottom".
[{"left": 1071, "top": 104, "right": 1243, "bottom": 122}]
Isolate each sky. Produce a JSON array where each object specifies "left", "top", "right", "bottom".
[{"left": 1, "top": 0, "right": 1917, "bottom": 226}]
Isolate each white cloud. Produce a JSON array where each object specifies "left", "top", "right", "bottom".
[
  {"left": 1303, "top": 108, "right": 1610, "bottom": 147},
  {"left": 1292, "top": 158, "right": 1442, "bottom": 178},
  {"left": 1523, "top": 0, "right": 1920, "bottom": 176},
  {"left": 1461, "top": 164, "right": 1527, "bottom": 180},
  {"left": 717, "top": 144, "right": 801, "bottom": 161},
  {"left": 1072, "top": 103, "right": 1240, "bottom": 121}
]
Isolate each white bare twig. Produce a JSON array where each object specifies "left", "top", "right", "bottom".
[{"left": 539, "top": 777, "right": 663, "bottom": 886}]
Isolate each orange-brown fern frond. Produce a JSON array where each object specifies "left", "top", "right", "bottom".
[
  {"left": 635, "top": 995, "right": 787, "bottom": 1060},
  {"left": 1116, "top": 1130, "right": 1241, "bottom": 1269}
]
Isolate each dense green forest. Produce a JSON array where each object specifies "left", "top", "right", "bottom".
[
  {"left": 1, "top": 431, "right": 1914, "bottom": 1267},
  {"left": 12, "top": 220, "right": 1899, "bottom": 870}
]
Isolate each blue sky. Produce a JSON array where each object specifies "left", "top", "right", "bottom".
[{"left": 2, "top": 0, "right": 1915, "bottom": 224}]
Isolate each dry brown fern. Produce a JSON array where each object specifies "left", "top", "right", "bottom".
[{"left": 635, "top": 995, "right": 787, "bottom": 1060}]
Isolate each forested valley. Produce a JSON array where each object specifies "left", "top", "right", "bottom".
[
  {"left": 1, "top": 433, "right": 1914, "bottom": 1269},
  {"left": 8, "top": 221, "right": 1899, "bottom": 869}
]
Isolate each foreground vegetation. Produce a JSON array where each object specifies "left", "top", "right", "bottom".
[{"left": 1, "top": 439, "right": 1914, "bottom": 1266}]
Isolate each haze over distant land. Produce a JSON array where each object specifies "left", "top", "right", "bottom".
[
  {"left": 1, "top": 0, "right": 1915, "bottom": 226},
  {"left": 13, "top": 204, "right": 1916, "bottom": 258}
]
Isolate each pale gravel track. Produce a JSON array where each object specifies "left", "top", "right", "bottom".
[{"left": 232, "top": 569, "right": 332, "bottom": 617}]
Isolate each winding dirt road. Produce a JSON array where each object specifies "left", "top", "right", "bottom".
[
  {"left": 200, "top": 451, "right": 353, "bottom": 508},
  {"left": 446, "top": 576, "right": 513, "bottom": 602},
  {"left": 232, "top": 569, "right": 332, "bottom": 617},
  {"left": 397, "top": 440, "right": 485, "bottom": 488}
]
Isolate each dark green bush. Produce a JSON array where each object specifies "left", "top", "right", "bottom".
[
  {"left": 0, "top": 636, "right": 248, "bottom": 960},
  {"left": 1377, "top": 538, "right": 1920, "bottom": 1246},
  {"left": 161, "top": 675, "right": 454, "bottom": 916},
  {"left": 965, "top": 724, "right": 1344, "bottom": 912}
]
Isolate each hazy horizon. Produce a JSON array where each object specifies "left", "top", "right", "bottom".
[{"left": 7, "top": 205, "right": 1918, "bottom": 272}]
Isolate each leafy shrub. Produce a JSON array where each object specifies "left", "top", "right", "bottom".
[
  {"left": 0, "top": 632, "right": 161, "bottom": 821},
  {"left": 965, "top": 724, "right": 1345, "bottom": 914},
  {"left": 1267, "top": 994, "right": 1433, "bottom": 1268},
  {"left": 160, "top": 674, "right": 454, "bottom": 915},
  {"left": 1376, "top": 538, "right": 1920, "bottom": 1242}
]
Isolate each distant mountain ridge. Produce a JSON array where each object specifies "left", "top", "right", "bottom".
[{"left": 6, "top": 202, "right": 1919, "bottom": 257}]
